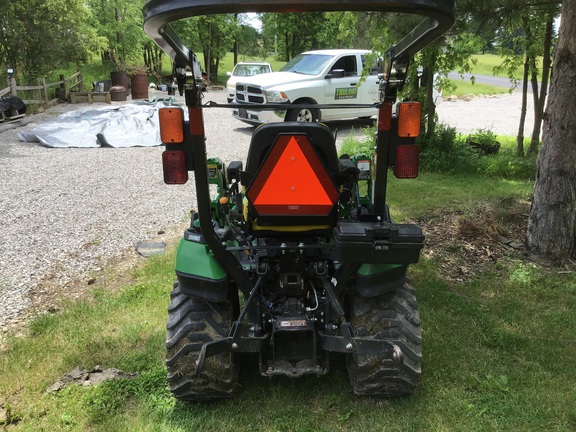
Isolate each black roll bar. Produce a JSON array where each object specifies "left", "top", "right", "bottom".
[{"left": 143, "top": 0, "right": 455, "bottom": 69}]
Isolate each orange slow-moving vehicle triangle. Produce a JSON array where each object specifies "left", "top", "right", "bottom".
[{"left": 248, "top": 134, "right": 338, "bottom": 215}]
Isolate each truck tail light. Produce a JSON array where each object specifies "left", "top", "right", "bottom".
[
  {"left": 395, "top": 145, "right": 419, "bottom": 179},
  {"left": 397, "top": 102, "right": 422, "bottom": 137},
  {"left": 377, "top": 102, "right": 393, "bottom": 132},
  {"left": 162, "top": 150, "right": 188, "bottom": 184},
  {"left": 158, "top": 107, "right": 184, "bottom": 143}
]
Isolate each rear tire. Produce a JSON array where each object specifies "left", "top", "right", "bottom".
[
  {"left": 347, "top": 283, "right": 422, "bottom": 396},
  {"left": 286, "top": 102, "right": 318, "bottom": 122},
  {"left": 165, "top": 282, "right": 238, "bottom": 400}
]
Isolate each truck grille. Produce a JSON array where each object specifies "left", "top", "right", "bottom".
[{"left": 235, "top": 83, "right": 265, "bottom": 104}]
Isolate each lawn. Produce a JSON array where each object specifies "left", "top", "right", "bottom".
[{"left": 1, "top": 169, "right": 575, "bottom": 431}]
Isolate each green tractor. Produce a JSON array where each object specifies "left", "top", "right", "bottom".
[{"left": 142, "top": 0, "right": 455, "bottom": 400}]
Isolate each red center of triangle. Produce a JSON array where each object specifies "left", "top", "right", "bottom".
[{"left": 254, "top": 136, "right": 333, "bottom": 206}]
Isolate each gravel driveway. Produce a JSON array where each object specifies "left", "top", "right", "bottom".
[{"left": 0, "top": 89, "right": 535, "bottom": 334}]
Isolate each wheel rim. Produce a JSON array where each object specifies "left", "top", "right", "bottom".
[{"left": 296, "top": 108, "right": 314, "bottom": 122}]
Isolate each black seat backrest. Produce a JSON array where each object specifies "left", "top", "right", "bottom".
[
  {"left": 246, "top": 122, "right": 338, "bottom": 176},
  {"left": 244, "top": 122, "right": 340, "bottom": 233}
]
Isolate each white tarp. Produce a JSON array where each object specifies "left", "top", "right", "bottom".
[{"left": 18, "top": 101, "right": 182, "bottom": 148}]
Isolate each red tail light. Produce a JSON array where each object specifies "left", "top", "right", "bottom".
[
  {"left": 162, "top": 150, "right": 188, "bottom": 184},
  {"left": 395, "top": 145, "right": 419, "bottom": 179}
]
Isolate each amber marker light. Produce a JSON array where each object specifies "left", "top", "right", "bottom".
[
  {"left": 397, "top": 102, "right": 422, "bottom": 138},
  {"left": 158, "top": 107, "right": 184, "bottom": 143}
]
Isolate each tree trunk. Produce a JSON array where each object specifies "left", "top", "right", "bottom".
[
  {"left": 527, "top": 14, "right": 554, "bottom": 157},
  {"left": 516, "top": 56, "right": 529, "bottom": 157},
  {"left": 424, "top": 64, "right": 437, "bottom": 142},
  {"left": 526, "top": 0, "right": 576, "bottom": 262}
]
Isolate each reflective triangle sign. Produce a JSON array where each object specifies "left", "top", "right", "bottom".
[{"left": 247, "top": 134, "right": 339, "bottom": 215}]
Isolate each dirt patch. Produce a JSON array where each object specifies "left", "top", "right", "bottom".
[
  {"left": 418, "top": 198, "right": 530, "bottom": 282},
  {"left": 46, "top": 366, "right": 138, "bottom": 393}
]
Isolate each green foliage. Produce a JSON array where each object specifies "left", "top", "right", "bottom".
[
  {"left": 483, "top": 147, "right": 537, "bottom": 180},
  {"left": 468, "top": 128, "right": 498, "bottom": 146},
  {"left": 0, "top": 0, "right": 102, "bottom": 80},
  {"left": 416, "top": 124, "right": 536, "bottom": 180},
  {"left": 339, "top": 126, "right": 375, "bottom": 159},
  {"left": 261, "top": 12, "right": 340, "bottom": 61},
  {"left": 339, "top": 121, "right": 536, "bottom": 181},
  {"left": 419, "top": 123, "right": 483, "bottom": 175},
  {"left": 85, "top": 0, "right": 147, "bottom": 70}
]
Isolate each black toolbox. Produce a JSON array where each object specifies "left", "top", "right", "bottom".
[{"left": 334, "top": 221, "right": 425, "bottom": 264}]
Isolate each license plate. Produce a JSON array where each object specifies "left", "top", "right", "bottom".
[{"left": 239, "top": 108, "right": 247, "bottom": 118}]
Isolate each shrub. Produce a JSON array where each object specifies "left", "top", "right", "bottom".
[
  {"left": 483, "top": 148, "right": 537, "bottom": 180},
  {"left": 340, "top": 122, "right": 536, "bottom": 181},
  {"left": 419, "top": 123, "right": 484, "bottom": 174}
]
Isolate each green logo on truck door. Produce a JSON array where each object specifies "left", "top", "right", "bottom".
[{"left": 335, "top": 87, "right": 358, "bottom": 100}]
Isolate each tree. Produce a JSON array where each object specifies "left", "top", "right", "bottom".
[
  {"left": 173, "top": 15, "right": 235, "bottom": 83},
  {"left": 261, "top": 13, "right": 339, "bottom": 61},
  {"left": 526, "top": 0, "right": 576, "bottom": 261},
  {"left": 361, "top": 11, "right": 480, "bottom": 142},
  {"left": 459, "top": 0, "right": 560, "bottom": 157},
  {"left": 85, "top": 0, "right": 147, "bottom": 70},
  {"left": 0, "top": 0, "right": 101, "bottom": 80}
]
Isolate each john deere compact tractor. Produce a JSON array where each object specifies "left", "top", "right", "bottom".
[{"left": 142, "top": 0, "right": 455, "bottom": 400}]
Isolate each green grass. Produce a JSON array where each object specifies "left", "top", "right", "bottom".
[
  {"left": 2, "top": 172, "right": 575, "bottom": 431},
  {"left": 470, "top": 54, "right": 512, "bottom": 77},
  {"left": 444, "top": 79, "right": 511, "bottom": 96}
]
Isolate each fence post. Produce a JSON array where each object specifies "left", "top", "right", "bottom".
[
  {"left": 78, "top": 70, "right": 83, "bottom": 91},
  {"left": 10, "top": 77, "right": 17, "bottom": 97},
  {"left": 40, "top": 78, "right": 49, "bottom": 103},
  {"left": 59, "top": 74, "right": 66, "bottom": 99}
]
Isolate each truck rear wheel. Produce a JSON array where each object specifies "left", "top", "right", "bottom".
[
  {"left": 165, "top": 282, "right": 238, "bottom": 400},
  {"left": 286, "top": 103, "right": 318, "bottom": 122},
  {"left": 347, "top": 283, "right": 422, "bottom": 396}
]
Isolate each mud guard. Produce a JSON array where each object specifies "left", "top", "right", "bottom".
[
  {"left": 356, "top": 263, "right": 408, "bottom": 297},
  {"left": 175, "top": 236, "right": 230, "bottom": 302}
]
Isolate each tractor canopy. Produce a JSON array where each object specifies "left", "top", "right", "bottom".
[{"left": 143, "top": 0, "right": 455, "bottom": 96}]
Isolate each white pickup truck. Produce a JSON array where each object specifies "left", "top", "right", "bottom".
[{"left": 232, "top": 49, "right": 380, "bottom": 125}]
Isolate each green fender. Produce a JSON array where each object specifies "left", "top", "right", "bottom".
[
  {"left": 356, "top": 263, "right": 408, "bottom": 298},
  {"left": 175, "top": 238, "right": 229, "bottom": 302}
]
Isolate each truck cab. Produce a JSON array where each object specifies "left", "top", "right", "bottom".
[{"left": 232, "top": 49, "right": 380, "bottom": 125}]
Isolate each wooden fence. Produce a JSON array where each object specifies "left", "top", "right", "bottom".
[{"left": 0, "top": 71, "right": 83, "bottom": 107}]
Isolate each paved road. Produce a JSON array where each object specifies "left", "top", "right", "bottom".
[{"left": 447, "top": 72, "right": 548, "bottom": 94}]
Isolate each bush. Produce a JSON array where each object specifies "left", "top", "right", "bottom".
[
  {"left": 419, "top": 123, "right": 484, "bottom": 175},
  {"left": 339, "top": 122, "right": 536, "bottom": 181},
  {"left": 484, "top": 148, "right": 537, "bottom": 180}
]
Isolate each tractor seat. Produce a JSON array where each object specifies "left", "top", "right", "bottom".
[{"left": 244, "top": 122, "right": 340, "bottom": 236}]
